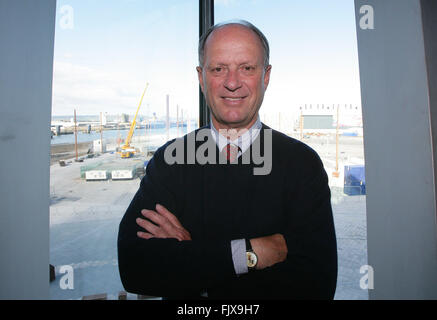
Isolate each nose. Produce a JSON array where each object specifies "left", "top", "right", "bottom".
[{"left": 224, "top": 69, "right": 242, "bottom": 91}]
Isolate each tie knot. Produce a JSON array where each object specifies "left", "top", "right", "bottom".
[{"left": 222, "top": 143, "right": 241, "bottom": 162}]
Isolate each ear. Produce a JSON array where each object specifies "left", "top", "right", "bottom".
[
  {"left": 263, "top": 65, "right": 272, "bottom": 90},
  {"left": 196, "top": 66, "right": 205, "bottom": 93}
]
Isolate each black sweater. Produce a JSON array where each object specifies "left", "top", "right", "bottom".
[{"left": 117, "top": 124, "right": 337, "bottom": 299}]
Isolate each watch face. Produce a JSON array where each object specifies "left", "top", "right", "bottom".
[{"left": 246, "top": 251, "right": 258, "bottom": 268}]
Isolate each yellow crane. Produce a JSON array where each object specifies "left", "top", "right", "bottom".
[{"left": 118, "top": 83, "right": 149, "bottom": 158}]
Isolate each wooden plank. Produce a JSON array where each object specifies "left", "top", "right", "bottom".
[{"left": 82, "top": 293, "right": 107, "bottom": 300}]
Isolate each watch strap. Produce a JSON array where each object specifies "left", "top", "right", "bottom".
[{"left": 245, "top": 238, "right": 252, "bottom": 252}]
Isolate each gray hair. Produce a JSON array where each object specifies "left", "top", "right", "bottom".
[{"left": 198, "top": 20, "right": 270, "bottom": 68}]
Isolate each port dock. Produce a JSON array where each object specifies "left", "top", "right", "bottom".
[{"left": 49, "top": 133, "right": 368, "bottom": 300}]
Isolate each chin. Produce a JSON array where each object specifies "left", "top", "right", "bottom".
[
  {"left": 225, "top": 110, "right": 248, "bottom": 121},
  {"left": 221, "top": 118, "right": 250, "bottom": 129},
  {"left": 225, "top": 115, "right": 243, "bottom": 123},
  {"left": 221, "top": 113, "right": 245, "bottom": 124}
]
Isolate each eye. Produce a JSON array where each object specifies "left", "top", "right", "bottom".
[
  {"left": 208, "top": 66, "right": 227, "bottom": 76},
  {"left": 241, "top": 65, "right": 256, "bottom": 74}
]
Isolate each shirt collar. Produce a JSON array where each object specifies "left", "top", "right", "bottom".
[{"left": 210, "top": 116, "right": 262, "bottom": 154}]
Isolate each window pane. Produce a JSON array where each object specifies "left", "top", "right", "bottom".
[
  {"left": 216, "top": 0, "right": 367, "bottom": 300},
  {"left": 50, "top": 0, "right": 199, "bottom": 300}
]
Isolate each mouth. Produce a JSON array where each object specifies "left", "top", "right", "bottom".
[{"left": 222, "top": 96, "right": 247, "bottom": 102}]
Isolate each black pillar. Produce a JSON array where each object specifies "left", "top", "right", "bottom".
[{"left": 198, "top": 0, "right": 214, "bottom": 127}]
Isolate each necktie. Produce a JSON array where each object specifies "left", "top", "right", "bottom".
[{"left": 222, "top": 143, "right": 241, "bottom": 163}]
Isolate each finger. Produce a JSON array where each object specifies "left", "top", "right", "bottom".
[
  {"left": 180, "top": 229, "right": 192, "bottom": 241},
  {"left": 154, "top": 204, "right": 193, "bottom": 241},
  {"left": 136, "top": 218, "right": 160, "bottom": 236},
  {"left": 155, "top": 204, "right": 183, "bottom": 228},
  {"left": 141, "top": 209, "right": 177, "bottom": 237},
  {"left": 141, "top": 209, "right": 166, "bottom": 225},
  {"left": 137, "top": 231, "right": 154, "bottom": 240}
]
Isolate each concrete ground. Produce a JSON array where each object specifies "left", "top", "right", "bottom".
[
  {"left": 331, "top": 188, "right": 368, "bottom": 300},
  {"left": 49, "top": 135, "right": 368, "bottom": 300}
]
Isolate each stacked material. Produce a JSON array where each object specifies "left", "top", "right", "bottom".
[
  {"left": 80, "top": 161, "right": 104, "bottom": 179},
  {"left": 80, "top": 159, "right": 144, "bottom": 181}
]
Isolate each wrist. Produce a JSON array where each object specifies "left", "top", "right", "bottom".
[{"left": 248, "top": 234, "right": 287, "bottom": 270}]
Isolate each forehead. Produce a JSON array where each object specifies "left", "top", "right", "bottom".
[{"left": 204, "top": 25, "right": 264, "bottom": 64}]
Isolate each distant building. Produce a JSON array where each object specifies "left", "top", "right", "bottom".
[
  {"left": 102, "top": 112, "right": 108, "bottom": 126},
  {"left": 121, "top": 113, "right": 129, "bottom": 123},
  {"left": 297, "top": 104, "right": 362, "bottom": 130},
  {"left": 303, "top": 115, "right": 334, "bottom": 129}
]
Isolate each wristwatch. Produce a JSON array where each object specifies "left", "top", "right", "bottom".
[{"left": 245, "top": 238, "right": 258, "bottom": 270}]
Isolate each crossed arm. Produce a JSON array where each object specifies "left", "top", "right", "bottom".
[
  {"left": 117, "top": 144, "right": 337, "bottom": 299},
  {"left": 118, "top": 149, "right": 244, "bottom": 297},
  {"left": 135, "top": 203, "right": 288, "bottom": 270}
]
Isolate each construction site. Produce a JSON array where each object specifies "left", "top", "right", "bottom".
[
  {"left": 45, "top": 66, "right": 369, "bottom": 300},
  {"left": 46, "top": 76, "right": 368, "bottom": 300},
  {"left": 49, "top": 121, "right": 368, "bottom": 300},
  {"left": 50, "top": 84, "right": 189, "bottom": 300}
]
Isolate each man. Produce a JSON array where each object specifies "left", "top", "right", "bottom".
[{"left": 117, "top": 20, "right": 337, "bottom": 299}]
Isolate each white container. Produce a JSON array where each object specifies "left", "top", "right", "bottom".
[
  {"left": 85, "top": 170, "right": 108, "bottom": 180},
  {"left": 93, "top": 139, "right": 106, "bottom": 153},
  {"left": 111, "top": 169, "right": 134, "bottom": 180}
]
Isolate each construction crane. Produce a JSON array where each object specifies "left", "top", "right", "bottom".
[{"left": 118, "top": 83, "right": 149, "bottom": 158}]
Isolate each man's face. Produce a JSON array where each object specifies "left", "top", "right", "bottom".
[{"left": 197, "top": 25, "right": 271, "bottom": 130}]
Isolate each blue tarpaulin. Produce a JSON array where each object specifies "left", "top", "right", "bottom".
[{"left": 344, "top": 165, "right": 366, "bottom": 195}]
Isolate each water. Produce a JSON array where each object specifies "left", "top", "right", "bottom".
[{"left": 51, "top": 121, "right": 198, "bottom": 145}]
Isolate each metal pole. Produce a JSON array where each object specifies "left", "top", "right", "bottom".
[
  {"left": 181, "top": 109, "right": 184, "bottom": 134},
  {"left": 100, "top": 112, "right": 103, "bottom": 153},
  {"left": 199, "top": 0, "right": 214, "bottom": 127},
  {"left": 147, "top": 103, "right": 150, "bottom": 138},
  {"left": 300, "top": 108, "right": 303, "bottom": 140},
  {"left": 117, "top": 122, "right": 120, "bottom": 149},
  {"left": 74, "top": 109, "right": 78, "bottom": 161},
  {"left": 333, "top": 104, "right": 340, "bottom": 178}
]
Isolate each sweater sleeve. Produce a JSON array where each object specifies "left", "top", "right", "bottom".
[
  {"left": 279, "top": 145, "right": 338, "bottom": 298},
  {"left": 117, "top": 145, "right": 237, "bottom": 298},
  {"left": 284, "top": 146, "right": 337, "bottom": 299},
  {"left": 235, "top": 144, "right": 338, "bottom": 299}
]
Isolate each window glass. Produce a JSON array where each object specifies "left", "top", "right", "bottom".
[
  {"left": 216, "top": 0, "right": 367, "bottom": 300},
  {"left": 50, "top": 0, "right": 198, "bottom": 299}
]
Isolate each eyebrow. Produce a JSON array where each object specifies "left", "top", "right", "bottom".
[{"left": 207, "top": 62, "right": 258, "bottom": 67}]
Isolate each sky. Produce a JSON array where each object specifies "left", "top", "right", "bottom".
[{"left": 52, "top": 0, "right": 362, "bottom": 121}]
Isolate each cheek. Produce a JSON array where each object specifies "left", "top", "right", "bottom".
[
  {"left": 205, "top": 80, "right": 222, "bottom": 97},
  {"left": 246, "top": 80, "right": 263, "bottom": 98}
]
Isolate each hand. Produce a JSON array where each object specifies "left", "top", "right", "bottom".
[
  {"left": 250, "top": 233, "right": 288, "bottom": 270},
  {"left": 136, "top": 204, "right": 192, "bottom": 241}
]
